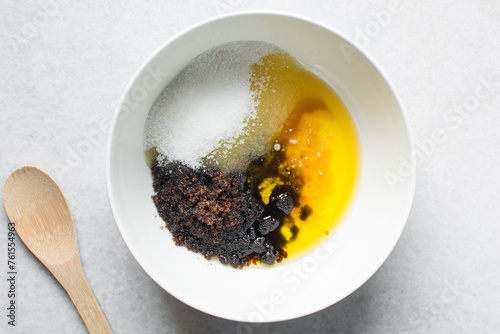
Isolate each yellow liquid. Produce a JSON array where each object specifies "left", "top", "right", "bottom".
[{"left": 249, "top": 52, "right": 359, "bottom": 258}]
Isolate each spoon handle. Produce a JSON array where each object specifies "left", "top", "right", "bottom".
[{"left": 48, "top": 253, "right": 113, "bottom": 334}]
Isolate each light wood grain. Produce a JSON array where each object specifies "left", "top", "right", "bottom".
[{"left": 3, "top": 166, "right": 113, "bottom": 334}]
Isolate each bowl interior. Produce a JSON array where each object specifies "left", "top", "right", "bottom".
[{"left": 107, "top": 12, "right": 415, "bottom": 322}]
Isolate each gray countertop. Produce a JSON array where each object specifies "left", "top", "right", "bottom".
[{"left": 1, "top": 1, "right": 499, "bottom": 333}]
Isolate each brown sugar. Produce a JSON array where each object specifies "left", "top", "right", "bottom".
[{"left": 151, "top": 162, "right": 288, "bottom": 268}]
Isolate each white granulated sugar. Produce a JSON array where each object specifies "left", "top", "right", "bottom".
[{"left": 144, "top": 41, "right": 277, "bottom": 167}]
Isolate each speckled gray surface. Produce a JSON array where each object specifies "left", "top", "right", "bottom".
[{"left": 1, "top": 1, "right": 499, "bottom": 333}]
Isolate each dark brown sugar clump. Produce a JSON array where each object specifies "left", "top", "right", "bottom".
[{"left": 151, "top": 162, "right": 287, "bottom": 268}]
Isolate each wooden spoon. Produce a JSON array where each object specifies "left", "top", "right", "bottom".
[{"left": 3, "top": 166, "right": 113, "bottom": 334}]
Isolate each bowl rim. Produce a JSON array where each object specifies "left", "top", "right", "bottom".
[{"left": 106, "top": 10, "right": 416, "bottom": 322}]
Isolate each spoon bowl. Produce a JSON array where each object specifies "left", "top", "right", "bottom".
[{"left": 4, "top": 166, "right": 77, "bottom": 264}]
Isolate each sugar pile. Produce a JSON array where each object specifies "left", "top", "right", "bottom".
[{"left": 144, "top": 41, "right": 278, "bottom": 168}]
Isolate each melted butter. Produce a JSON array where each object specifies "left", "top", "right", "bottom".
[{"left": 250, "top": 51, "right": 359, "bottom": 258}]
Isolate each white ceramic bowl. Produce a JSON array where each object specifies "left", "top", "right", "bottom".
[{"left": 107, "top": 12, "right": 415, "bottom": 322}]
